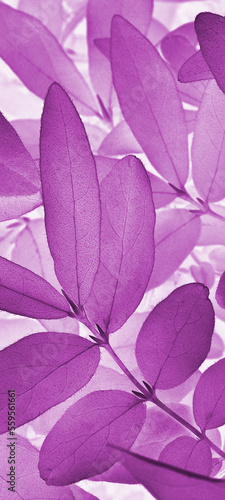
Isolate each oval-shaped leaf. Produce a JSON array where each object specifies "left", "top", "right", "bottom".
[
  {"left": 0, "top": 332, "right": 99, "bottom": 432},
  {"left": 38, "top": 390, "right": 146, "bottom": 485},
  {"left": 195, "top": 13, "right": 225, "bottom": 95},
  {"left": 111, "top": 15, "right": 189, "bottom": 187},
  {"left": 40, "top": 83, "right": 101, "bottom": 307},
  {"left": 193, "top": 358, "right": 225, "bottom": 431},
  {"left": 147, "top": 209, "right": 201, "bottom": 290},
  {"left": 136, "top": 283, "right": 215, "bottom": 389},
  {"left": 192, "top": 81, "right": 225, "bottom": 202},
  {"left": 0, "top": 2, "right": 97, "bottom": 115},
  {"left": 0, "top": 256, "right": 73, "bottom": 319},
  {"left": 87, "top": 0, "right": 153, "bottom": 113},
  {"left": 159, "top": 436, "right": 212, "bottom": 475},
  {"left": 84, "top": 155, "right": 155, "bottom": 333},
  {"left": 178, "top": 50, "right": 213, "bottom": 83},
  {"left": 109, "top": 445, "right": 225, "bottom": 500}
]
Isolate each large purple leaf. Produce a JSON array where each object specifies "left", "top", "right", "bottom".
[
  {"left": 0, "top": 434, "right": 74, "bottom": 499},
  {"left": 178, "top": 50, "right": 213, "bottom": 83},
  {"left": 84, "top": 155, "right": 155, "bottom": 333},
  {"left": 0, "top": 332, "right": 99, "bottom": 432},
  {"left": 38, "top": 390, "right": 146, "bottom": 485},
  {"left": 193, "top": 358, "right": 225, "bottom": 431},
  {"left": 40, "top": 83, "right": 101, "bottom": 307},
  {"left": 111, "top": 15, "right": 189, "bottom": 187},
  {"left": 18, "top": 0, "right": 63, "bottom": 38},
  {"left": 147, "top": 209, "right": 201, "bottom": 290},
  {"left": 192, "top": 81, "right": 225, "bottom": 202},
  {"left": 109, "top": 445, "right": 225, "bottom": 500},
  {"left": 87, "top": 0, "right": 153, "bottom": 113},
  {"left": 195, "top": 13, "right": 225, "bottom": 95},
  {"left": 0, "top": 2, "right": 97, "bottom": 115},
  {"left": 159, "top": 436, "right": 212, "bottom": 475},
  {"left": 136, "top": 283, "right": 215, "bottom": 389},
  {"left": 0, "top": 256, "right": 73, "bottom": 319}
]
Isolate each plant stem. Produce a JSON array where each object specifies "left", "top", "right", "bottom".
[{"left": 104, "top": 342, "right": 225, "bottom": 460}]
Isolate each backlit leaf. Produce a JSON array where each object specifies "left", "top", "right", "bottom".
[{"left": 159, "top": 436, "right": 212, "bottom": 475}]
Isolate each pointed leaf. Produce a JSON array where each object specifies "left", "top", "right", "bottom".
[
  {"left": 136, "top": 283, "right": 215, "bottom": 389},
  {"left": 0, "top": 434, "right": 74, "bottom": 499},
  {"left": 98, "top": 120, "right": 142, "bottom": 156},
  {"left": 192, "top": 81, "right": 225, "bottom": 202},
  {"left": 38, "top": 390, "right": 146, "bottom": 485},
  {"left": 159, "top": 436, "right": 212, "bottom": 475},
  {"left": 84, "top": 155, "right": 155, "bottom": 333},
  {"left": 193, "top": 358, "right": 225, "bottom": 431},
  {"left": 147, "top": 209, "right": 201, "bottom": 290},
  {"left": 0, "top": 332, "right": 99, "bottom": 432},
  {"left": 0, "top": 256, "right": 72, "bottom": 319},
  {"left": 40, "top": 83, "right": 101, "bottom": 306},
  {"left": 178, "top": 50, "right": 213, "bottom": 83},
  {"left": 0, "top": 2, "right": 97, "bottom": 115},
  {"left": 10, "top": 119, "right": 40, "bottom": 160},
  {"left": 195, "top": 13, "right": 225, "bottom": 95},
  {"left": 87, "top": 0, "right": 153, "bottom": 113},
  {"left": 69, "top": 485, "right": 100, "bottom": 500},
  {"left": 111, "top": 15, "right": 189, "bottom": 186},
  {"left": 109, "top": 445, "right": 225, "bottom": 500}
]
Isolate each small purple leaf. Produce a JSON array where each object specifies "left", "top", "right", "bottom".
[
  {"left": 192, "top": 81, "right": 225, "bottom": 202},
  {"left": 0, "top": 256, "right": 73, "bottom": 319},
  {"left": 109, "top": 445, "right": 225, "bottom": 500},
  {"left": 0, "top": 332, "right": 99, "bottom": 432},
  {"left": 193, "top": 358, "right": 225, "bottom": 431},
  {"left": 98, "top": 120, "right": 142, "bottom": 156},
  {"left": 84, "top": 155, "right": 155, "bottom": 333},
  {"left": 159, "top": 436, "right": 212, "bottom": 475},
  {"left": 216, "top": 272, "right": 225, "bottom": 309},
  {"left": 147, "top": 209, "right": 201, "bottom": 290},
  {"left": 40, "top": 83, "right": 101, "bottom": 307},
  {"left": 195, "top": 13, "right": 225, "bottom": 95},
  {"left": 178, "top": 50, "right": 213, "bottom": 83},
  {"left": 38, "top": 390, "right": 146, "bottom": 485},
  {"left": 0, "top": 2, "right": 97, "bottom": 115},
  {"left": 111, "top": 15, "right": 189, "bottom": 186},
  {"left": 136, "top": 283, "right": 215, "bottom": 389}
]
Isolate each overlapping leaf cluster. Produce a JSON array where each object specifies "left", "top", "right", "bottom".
[{"left": 1, "top": 1, "right": 225, "bottom": 499}]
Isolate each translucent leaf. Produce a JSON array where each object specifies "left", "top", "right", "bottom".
[
  {"left": 147, "top": 209, "right": 201, "bottom": 290},
  {"left": 147, "top": 17, "right": 168, "bottom": 46},
  {"left": 69, "top": 485, "right": 100, "bottom": 500},
  {"left": 84, "top": 155, "right": 155, "bottom": 333},
  {"left": 87, "top": 0, "right": 153, "bottom": 113},
  {"left": 10, "top": 119, "right": 40, "bottom": 160},
  {"left": 161, "top": 34, "right": 196, "bottom": 73},
  {"left": 192, "top": 81, "right": 225, "bottom": 202},
  {"left": 156, "top": 370, "right": 201, "bottom": 405},
  {"left": 98, "top": 120, "right": 142, "bottom": 156},
  {"left": 38, "top": 390, "right": 146, "bottom": 485},
  {"left": 208, "top": 332, "right": 224, "bottom": 359},
  {"left": 178, "top": 50, "right": 213, "bottom": 83},
  {"left": 195, "top": 13, "right": 225, "bottom": 95},
  {"left": 40, "top": 83, "right": 101, "bottom": 306},
  {"left": 136, "top": 283, "right": 215, "bottom": 389},
  {"left": 111, "top": 15, "right": 189, "bottom": 186},
  {"left": 0, "top": 256, "right": 72, "bottom": 319},
  {"left": 0, "top": 434, "right": 74, "bottom": 499},
  {"left": 159, "top": 436, "right": 212, "bottom": 475},
  {"left": 190, "top": 262, "right": 215, "bottom": 289},
  {"left": 149, "top": 173, "right": 177, "bottom": 209},
  {"left": 94, "top": 155, "right": 118, "bottom": 183},
  {"left": 216, "top": 272, "right": 225, "bottom": 309},
  {"left": 111, "top": 445, "right": 225, "bottom": 500},
  {"left": 198, "top": 213, "right": 225, "bottom": 245},
  {"left": 18, "top": 0, "right": 63, "bottom": 38},
  {"left": 193, "top": 358, "right": 225, "bottom": 431},
  {"left": 0, "top": 2, "right": 97, "bottom": 115}
]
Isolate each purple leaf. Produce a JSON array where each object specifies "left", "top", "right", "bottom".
[
  {"left": 161, "top": 34, "right": 196, "bottom": 73},
  {"left": 208, "top": 332, "right": 224, "bottom": 359},
  {"left": 0, "top": 434, "right": 74, "bottom": 499},
  {"left": 84, "top": 155, "right": 155, "bottom": 333},
  {"left": 185, "top": 109, "right": 196, "bottom": 134},
  {"left": 40, "top": 83, "right": 101, "bottom": 307},
  {"left": 38, "top": 390, "right": 146, "bottom": 485},
  {"left": 198, "top": 213, "right": 225, "bottom": 245},
  {"left": 18, "top": 0, "right": 63, "bottom": 38},
  {"left": 109, "top": 445, "right": 225, "bottom": 500},
  {"left": 98, "top": 120, "right": 142, "bottom": 156},
  {"left": 159, "top": 436, "right": 212, "bottom": 475},
  {"left": 61, "top": 3, "right": 87, "bottom": 44},
  {"left": 147, "top": 209, "right": 201, "bottom": 290},
  {"left": 178, "top": 50, "right": 213, "bottom": 83},
  {"left": 0, "top": 2, "right": 97, "bottom": 115},
  {"left": 94, "top": 37, "right": 110, "bottom": 59},
  {"left": 192, "top": 81, "right": 225, "bottom": 202},
  {"left": 87, "top": 0, "right": 153, "bottom": 113},
  {"left": 167, "top": 22, "right": 197, "bottom": 46},
  {"left": 136, "top": 283, "right": 215, "bottom": 389},
  {"left": 0, "top": 256, "right": 72, "bottom": 319},
  {"left": 0, "top": 332, "right": 99, "bottom": 432},
  {"left": 148, "top": 173, "right": 177, "bottom": 209},
  {"left": 157, "top": 370, "right": 201, "bottom": 405},
  {"left": 111, "top": 16, "right": 189, "bottom": 187},
  {"left": 69, "top": 485, "right": 100, "bottom": 500},
  {"left": 94, "top": 155, "right": 118, "bottom": 183},
  {"left": 195, "top": 13, "right": 225, "bottom": 95},
  {"left": 216, "top": 272, "right": 225, "bottom": 309},
  {"left": 10, "top": 119, "right": 40, "bottom": 160},
  {"left": 190, "top": 261, "right": 215, "bottom": 289},
  {"left": 147, "top": 17, "right": 168, "bottom": 46},
  {"left": 193, "top": 358, "right": 225, "bottom": 431}
]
